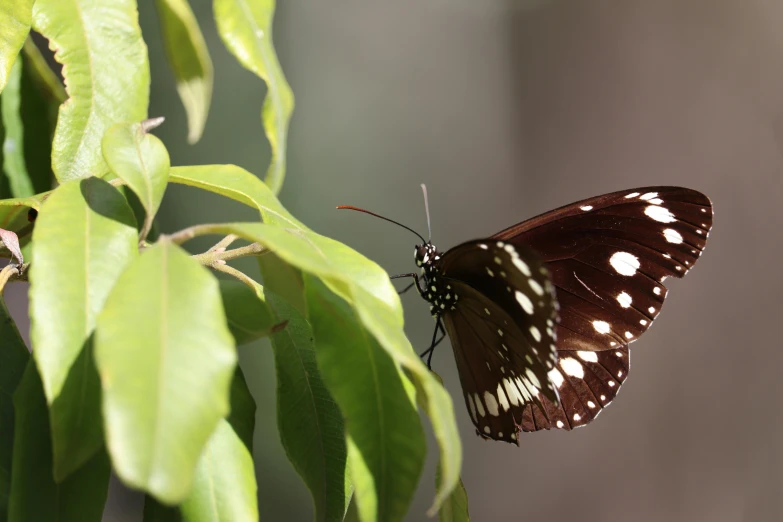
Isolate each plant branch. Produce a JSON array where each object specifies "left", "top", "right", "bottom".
[
  {"left": 192, "top": 242, "right": 267, "bottom": 265},
  {"left": 210, "top": 263, "right": 262, "bottom": 292}
]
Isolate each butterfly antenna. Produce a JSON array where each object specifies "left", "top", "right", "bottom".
[
  {"left": 336, "top": 205, "right": 427, "bottom": 244},
  {"left": 421, "top": 184, "right": 432, "bottom": 242}
]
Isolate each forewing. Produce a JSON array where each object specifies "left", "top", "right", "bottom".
[{"left": 493, "top": 187, "right": 713, "bottom": 352}]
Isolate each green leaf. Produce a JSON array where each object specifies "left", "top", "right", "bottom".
[
  {"left": 214, "top": 0, "right": 294, "bottom": 195},
  {"left": 227, "top": 365, "right": 256, "bottom": 452},
  {"left": 18, "top": 47, "right": 57, "bottom": 194},
  {"left": 8, "top": 362, "right": 111, "bottom": 522},
  {"left": 180, "top": 420, "right": 258, "bottom": 522},
  {"left": 154, "top": 0, "right": 213, "bottom": 144},
  {"left": 170, "top": 165, "right": 305, "bottom": 229},
  {"left": 258, "top": 252, "right": 305, "bottom": 316},
  {"left": 143, "top": 497, "right": 181, "bottom": 522},
  {"left": 267, "top": 289, "right": 351, "bottom": 522},
  {"left": 306, "top": 276, "right": 425, "bottom": 522},
  {"left": 102, "top": 120, "right": 171, "bottom": 239},
  {"left": 0, "top": 299, "right": 29, "bottom": 520},
  {"left": 0, "top": 0, "right": 33, "bottom": 94},
  {"left": 427, "top": 375, "right": 469, "bottom": 522},
  {"left": 94, "top": 240, "right": 236, "bottom": 504},
  {"left": 435, "top": 466, "right": 470, "bottom": 522},
  {"left": 219, "top": 278, "right": 275, "bottom": 346},
  {"left": 29, "top": 177, "right": 138, "bottom": 479},
  {"left": 22, "top": 38, "right": 66, "bottom": 106},
  {"left": 31, "top": 0, "right": 150, "bottom": 181},
  {"left": 1, "top": 59, "right": 33, "bottom": 197},
  {"left": 168, "top": 216, "right": 463, "bottom": 513}
]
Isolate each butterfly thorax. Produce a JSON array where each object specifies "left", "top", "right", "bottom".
[{"left": 414, "top": 243, "right": 458, "bottom": 317}]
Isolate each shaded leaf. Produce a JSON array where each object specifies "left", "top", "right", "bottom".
[
  {"left": 214, "top": 0, "right": 294, "bottom": 194},
  {"left": 102, "top": 120, "right": 171, "bottom": 239},
  {"left": 180, "top": 420, "right": 258, "bottom": 522},
  {"left": 31, "top": 0, "right": 150, "bottom": 181},
  {"left": 1, "top": 59, "right": 33, "bottom": 197},
  {"left": 0, "top": 0, "right": 33, "bottom": 93},
  {"left": 154, "top": 0, "right": 213, "bottom": 144},
  {"left": 18, "top": 45, "right": 57, "bottom": 194},
  {"left": 227, "top": 365, "right": 256, "bottom": 452},
  {"left": 29, "top": 177, "right": 137, "bottom": 479},
  {"left": 220, "top": 278, "right": 275, "bottom": 345},
  {"left": 22, "top": 38, "right": 66, "bottom": 105},
  {"left": 0, "top": 299, "right": 29, "bottom": 520},
  {"left": 267, "top": 289, "right": 351, "bottom": 522},
  {"left": 258, "top": 251, "right": 305, "bottom": 316},
  {"left": 143, "top": 497, "right": 181, "bottom": 522},
  {"left": 306, "top": 276, "right": 425, "bottom": 522},
  {"left": 94, "top": 240, "right": 236, "bottom": 503},
  {"left": 8, "top": 362, "right": 110, "bottom": 522}
]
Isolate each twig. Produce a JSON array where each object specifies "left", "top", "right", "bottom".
[
  {"left": 210, "top": 263, "right": 262, "bottom": 291},
  {"left": 0, "top": 264, "right": 20, "bottom": 295},
  {"left": 192, "top": 242, "right": 267, "bottom": 265},
  {"left": 208, "top": 234, "right": 239, "bottom": 253}
]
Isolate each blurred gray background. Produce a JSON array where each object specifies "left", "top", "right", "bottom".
[{"left": 6, "top": 0, "right": 783, "bottom": 520}]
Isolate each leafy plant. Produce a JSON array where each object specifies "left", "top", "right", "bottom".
[{"left": 0, "top": 1, "right": 468, "bottom": 521}]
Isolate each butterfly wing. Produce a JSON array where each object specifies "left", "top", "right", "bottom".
[
  {"left": 493, "top": 187, "right": 712, "bottom": 431},
  {"left": 437, "top": 241, "right": 559, "bottom": 443},
  {"left": 493, "top": 187, "right": 713, "bottom": 352}
]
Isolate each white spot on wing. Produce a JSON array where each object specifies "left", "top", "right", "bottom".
[
  {"left": 515, "top": 291, "right": 534, "bottom": 314},
  {"left": 653, "top": 287, "right": 662, "bottom": 295},
  {"left": 648, "top": 306, "right": 656, "bottom": 314},
  {"left": 663, "top": 228, "right": 683, "bottom": 244},
  {"left": 592, "top": 320, "right": 611, "bottom": 334},
  {"left": 580, "top": 205, "right": 593, "bottom": 211},
  {"left": 496, "top": 383, "right": 510, "bottom": 411},
  {"left": 609, "top": 252, "right": 640, "bottom": 276},
  {"left": 560, "top": 357, "right": 585, "bottom": 378},
  {"left": 512, "top": 256, "right": 531, "bottom": 276},
  {"left": 556, "top": 420, "right": 564, "bottom": 428},
  {"left": 484, "top": 391, "right": 499, "bottom": 416},
  {"left": 617, "top": 292, "right": 632, "bottom": 308},
  {"left": 503, "top": 379, "right": 520, "bottom": 406},
  {"left": 474, "top": 394, "right": 486, "bottom": 417},
  {"left": 467, "top": 395, "right": 477, "bottom": 422},
  {"left": 548, "top": 369, "right": 565, "bottom": 388},
  {"left": 525, "top": 368, "right": 541, "bottom": 389},
  {"left": 587, "top": 401, "right": 596, "bottom": 408},
  {"left": 483, "top": 426, "right": 490, "bottom": 434},
  {"left": 478, "top": 244, "right": 488, "bottom": 250},
  {"left": 577, "top": 351, "right": 598, "bottom": 362},
  {"left": 640, "top": 192, "right": 658, "bottom": 200},
  {"left": 529, "top": 325, "right": 542, "bottom": 342},
  {"left": 573, "top": 413, "right": 581, "bottom": 421},
  {"left": 645, "top": 205, "right": 676, "bottom": 223},
  {"left": 528, "top": 278, "right": 544, "bottom": 296},
  {"left": 625, "top": 331, "right": 634, "bottom": 339},
  {"left": 625, "top": 192, "right": 640, "bottom": 198}
]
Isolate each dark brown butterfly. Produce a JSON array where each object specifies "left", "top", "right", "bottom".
[{"left": 340, "top": 186, "right": 713, "bottom": 444}]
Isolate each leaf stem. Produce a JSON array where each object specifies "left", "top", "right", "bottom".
[
  {"left": 192, "top": 242, "right": 267, "bottom": 265},
  {"left": 210, "top": 263, "right": 262, "bottom": 292}
]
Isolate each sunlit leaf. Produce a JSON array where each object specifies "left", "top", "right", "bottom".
[
  {"left": 180, "top": 420, "right": 258, "bottom": 522},
  {"left": 0, "top": 0, "right": 33, "bottom": 93},
  {"left": 102, "top": 120, "right": 171, "bottom": 239},
  {"left": 29, "top": 177, "right": 137, "bottom": 480},
  {"left": 94, "top": 240, "right": 236, "bottom": 503},
  {"left": 154, "top": 0, "right": 213, "bottom": 144},
  {"left": 31, "top": 0, "right": 149, "bottom": 181},
  {"left": 214, "top": 0, "right": 294, "bottom": 194}
]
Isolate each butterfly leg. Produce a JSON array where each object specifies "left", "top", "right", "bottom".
[
  {"left": 419, "top": 318, "right": 446, "bottom": 369},
  {"left": 390, "top": 272, "right": 422, "bottom": 296}
]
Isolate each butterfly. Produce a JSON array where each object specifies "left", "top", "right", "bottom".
[{"left": 339, "top": 186, "right": 713, "bottom": 444}]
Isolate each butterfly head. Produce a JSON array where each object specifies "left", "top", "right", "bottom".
[{"left": 414, "top": 243, "right": 439, "bottom": 269}]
